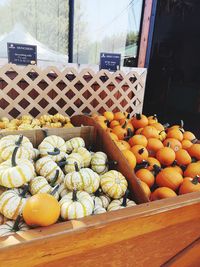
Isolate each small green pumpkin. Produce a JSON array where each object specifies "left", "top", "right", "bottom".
[
  {"left": 65, "top": 137, "right": 85, "bottom": 154},
  {"left": 73, "top": 147, "right": 91, "bottom": 167},
  {"left": 0, "top": 216, "right": 29, "bottom": 237},
  {"left": 64, "top": 153, "right": 84, "bottom": 173},
  {"left": 107, "top": 190, "right": 136, "bottom": 211}
]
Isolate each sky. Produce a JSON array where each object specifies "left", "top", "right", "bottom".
[{"left": 81, "top": 0, "right": 143, "bottom": 41}]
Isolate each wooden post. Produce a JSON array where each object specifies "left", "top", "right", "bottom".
[{"left": 138, "top": 0, "right": 154, "bottom": 67}]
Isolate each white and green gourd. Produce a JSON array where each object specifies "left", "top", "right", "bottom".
[
  {"left": 93, "top": 205, "right": 107, "bottom": 215},
  {"left": 64, "top": 153, "right": 84, "bottom": 173},
  {"left": 38, "top": 135, "right": 67, "bottom": 162},
  {"left": 0, "top": 186, "right": 29, "bottom": 220},
  {"left": 59, "top": 190, "right": 94, "bottom": 220},
  {"left": 72, "top": 147, "right": 91, "bottom": 167},
  {"left": 107, "top": 190, "right": 136, "bottom": 211},
  {"left": 100, "top": 170, "right": 128, "bottom": 199},
  {"left": 0, "top": 135, "right": 34, "bottom": 161},
  {"left": 29, "top": 170, "right": 60, "bottom": 199},
  {"left": 64, "top": 162, "right": 100, "bottom": 193},
  {"left": 57, "top": 182, "right": 69, "bottom": 198},
  {"left": 91, "top": 188, "right": 111, "bottom": 209},
  {"left": 90, "top": 152, "right": 109, "bottom": 174},
  {"left": 0, "top": 216, "right": 29, "bottom": 237},
  {"left": 0, "top": 146, "right": 35, "bottom": 188},
  {"left": 35, "top": 156, "right": 64, "bottom": 184},
  {"left": 65, "top": 137, "right": 85, "bottom": 154}
]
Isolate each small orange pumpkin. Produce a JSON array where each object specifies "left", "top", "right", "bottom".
[
  {"left": 128, "top": 135, "right": 148, "bottom": 147},
  {"left": 114, "top": 112, "right": 126, "bottom": 121},
  {"left": 183, "top": 131, "right": 196, "bottom": 141},
  {"left": 188, "top": 144, "right": 200, "bottom": 160},
  {"left": 182, "top": 139, "right": 193, "bottom": 150},
  {"left": 148, "top": 114, "right": 158, "bottom": 125},
  {"left": 140, "top": 181, "right": 151, "bottom": 198},
  {"left": 135, "top": 128, "right": 144, "bottom": 134},
  {"left": 156, "top": 167, "right": 183, "bottom": 191},
  {"left": 122, "top": 149, "right": 136, "bottom": 169},
  {"left": 103, "top": 111, "right": 114, "bottom": 121},
  {"left": 156, "top": 146, "right": 176, "bottom": 166},
  {"left": 109, "top": 120, "right": 120, "bottom": 129},
  {"left": 131, "top": 113, "right": 148, "bottom": 129},
  {"left": 135, "top": 168, "right": 155, "bottom": 188},
  {"left": 130, "top": 145, "right": 149, "bottom": 163},
  {"left": 184, "top": 161, "right": 200, "bottom": 178},
  {"left": 146, "top": 138, "right": 164, "bottom": 156},
  {"left": 179, "top": 176, "right": 200, "bottom": 194},
  {"left": 151, "top": 122, "right": 165, "bottom": 132},
  {"left": 108, "top": 132, "right": 119, "bottom": 141},
  {"left": 141, "top": 125, "right": 159, "bottom": 139},
  {"left": 146, "top": 157, "right": 161, "bottom": 171},
  {"left": 150, "top": 187, "right": 177, "bottom": 201},
  {"left": 175, "top": 149, "right": 192, "bottom": 166},
  {"left": 163, "top": 138, "right": 182, "bottom": 152},
  {"left": 166, "top": 128, "right": 184, "bottom": 141},
  {"left": 112, "top": 124, "right": 127, "bottom": 140}
]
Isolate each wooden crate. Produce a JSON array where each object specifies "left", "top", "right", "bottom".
[
  {"left": 0, "top": 64, "right": 147, "bottom": 119},
  {"left": 0, "top": 126, "right": 200, "bottom": 267}
]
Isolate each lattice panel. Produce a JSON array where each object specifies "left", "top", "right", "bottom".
[{"left": 0, "top": 64, "right": 147, "bottom": 119}]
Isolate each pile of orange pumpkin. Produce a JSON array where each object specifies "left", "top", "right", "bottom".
[{"left": 92, "top": 111, "right": 200, "bottom": 201}]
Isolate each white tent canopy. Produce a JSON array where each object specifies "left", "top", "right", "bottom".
[{"left": 0, "top": 24, "right": 68, "bottom": 64}]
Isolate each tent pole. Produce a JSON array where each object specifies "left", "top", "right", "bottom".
[{"left": 68, "top": 0, "right": 74, "bottom": 63}]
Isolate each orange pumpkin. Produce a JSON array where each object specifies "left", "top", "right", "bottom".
[
  {"left": 148, "top": 114, "right": 158, "bottom": 125},
  {"left": 156, "top": 167, "right": 183, "bottom": 191},
  {"left": 184, "top": 162, "right": 200, "bottom": 178},
  {"left": 183, "top": 131, "right": 196, "bottom": 141},
  {"left": 128, "top": 135, "right": 148, "bottom": 147},
  {"left": 175, "top": 149, "right": 192, "bottom": 166},
  {"left": 141, "top": 126, "right": 159, "bottom": 139},
  {"left": 122, "top": 150, "right": 136, "bottom": 169},
  {"left": 103, "top": 111, "right": 114, "bottom": 121},
  {"left": 151, "top": 122, "right": 165, "bottom": 132},
  {"left": 150, "top": 187, "right": 177, "bottom": 201},
  {"left": 135, "top": 128, "right": 144, "bottom": 134},
  {"left": 97, "top": 120, "right": 108, "bottom": 130},
  {"left": 146, "top": 138, "right": 164, "bottom": 156},
  {"left": 110, "top": 120, "right": 120, "bottom": 129},
  {"left": 167, "top": 120, "right": 184, "bottom": 132},
  {"left": 112, "top": 124, "right": 127, "bottom": 140},
  {"left": 182, "top": 139, "right": 193, "bottom": 150},
  {"left": 179, "top": 176, "right": 200, "bottom": 194},
  {"left": 158, "top": 130, "right": 167, "bottom": 141},
  {"left": 163, "top": 138, "right": 182, "bottom": 152},
  {"left": 131, "top": 113, "right": 148, "bottom": 129},
  {"left": 135, "top": 169, "right": 155, "bottom": 188},
  {"left": 114, "top": 112, "right": 126, "bottom": 121},
  {"left": 166, "top": 128, "right": 183, "bottom": 142},
  {"left": 115, "top": 140, "right": 130, "bottom": 150},
  {"left": 156, "top": 146, "right": 176, "bottom": 166},
  {"left": 130, "top": 145, "right": 149, "bottom": 163},
  {"left": 108, "top": 132, "right": 119, "bottom": 141},
  {"left": 146, "top": 157, "right": 161, "bottom": 171},
  {"left": 140, "top": 181, "right": 151, "bottom": 198},
  {"left": 188, "top": 144, "right": 200, "bottom": 160},
  {"left": 23, "top": 193, "right": 60, "bottom": 226},
  {"left": 96, "top": 115, "right": 107, "bottom": 122}
]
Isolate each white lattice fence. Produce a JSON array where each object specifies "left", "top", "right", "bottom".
[{"left": 0, "top": 64, "right": 147, "bottom": 119}]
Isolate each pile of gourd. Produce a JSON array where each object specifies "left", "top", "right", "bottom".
[
  {"left": 0, "top": 113, "right": 73, "bottom": 131},
  {"left": 93, "top": 111, "right": 200, "bottom": 200},
  {"left": 0, "top": 134, "right": 136, "bottom": 237}
]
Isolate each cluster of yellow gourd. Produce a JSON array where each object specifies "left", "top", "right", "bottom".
[{"left": 0, "top": 113, "right": 73, "bottom": 131}]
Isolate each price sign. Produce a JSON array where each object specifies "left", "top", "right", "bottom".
[{"left": 100, "top": 52, "right": 121, "bottom": 71}]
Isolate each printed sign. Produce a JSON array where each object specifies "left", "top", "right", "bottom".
[
  {"left": 7, "top": 42, "right": 37, "bottom": 65},
  {"left": 100, "top": 52, "right": 121, "bottom": 71}
]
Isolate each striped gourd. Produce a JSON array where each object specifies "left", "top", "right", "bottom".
[
  {"left": 64, "top": 153, "right": 83, "bottom": 173},
  {"left": 0, "top": 147, "right": 35, "bottom": 188},
  {"left": 91, "top": 189, "right": 111, "bottom": 209},
  {"left": 57, "top": 183, "right": 69, "bottom": 198},
  {"left": 38, "top": 135, "right": 67, "bottom": 162},
  {"left": 107, "top": 197, "right": 136, "bottom": 211},
  {"left": 0, "top": 219, "right": 29, "bottom": 237},
  {"left": 0, "top": 135, "right": 33, "bottom": 161},
  {"left": 59, "top": 190, "right": 94, "bottom": 220},
  {"left": 65, "top": 137, "right": 85, "bottom": 153},
  {"left": 73, "top": 147, "right": 91, "bottom": 167},
  {"left": 35, "top": 156, "right": 64, "bottom": 184},
  {"left": 100, "top": 170, "right": 128, "bottom": 199},
  {"left": 91, "top": 152, "right": 108, "bottom": 174},
  {"left": 0, "top": 187, "right": 29, "bottom": 219},
  {"left": 93, "top": 206, "right": 107, "bottom": 215},
  {"left": 29, "top": 174, "right": 59, "bottom": 200},
  {"left": 64, "top": 164, "right": 100, "bottom": 193}
]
